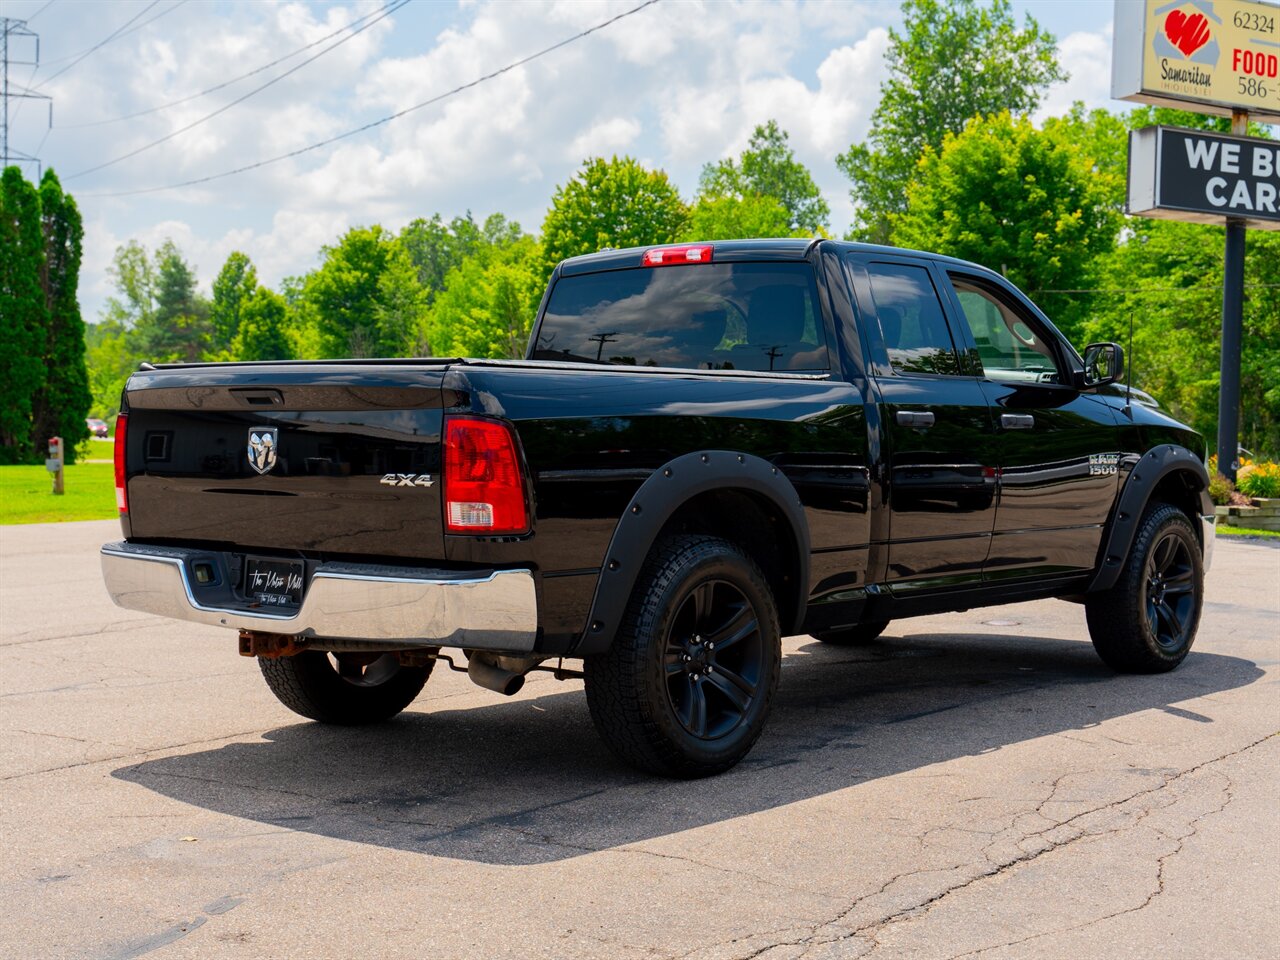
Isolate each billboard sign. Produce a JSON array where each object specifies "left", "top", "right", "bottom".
[
  {"left": 1127, "top": 125, "right": 1280, "bottom": 227},
  {"left": 1113, "top": 0, "right": 1280, "bottom": 122}
]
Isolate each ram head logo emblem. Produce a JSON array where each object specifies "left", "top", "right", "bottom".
[{"left": 247, "top": 427, "right": 278, "bottom": 475}]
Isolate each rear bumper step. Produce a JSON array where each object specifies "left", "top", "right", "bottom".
[{"left": 100, "top": 541, "right": 538, "bottom": 652}]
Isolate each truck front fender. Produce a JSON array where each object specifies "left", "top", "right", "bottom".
[
  {"left": 1089, "top": 444, "right": 1212, "bottom": 593},
  {"left": 573, "top": 450, "right": 811, "bottom": 656}
]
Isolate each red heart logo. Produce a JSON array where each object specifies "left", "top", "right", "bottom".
[{"left": 1164, "top": 9, "right": 1211, "bottom": 58}]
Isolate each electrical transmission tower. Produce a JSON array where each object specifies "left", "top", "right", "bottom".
[{"left": 2, "top": 17, "right": 52, "bottom": 175}]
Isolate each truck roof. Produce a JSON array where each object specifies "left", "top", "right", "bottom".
[{"left": 557, "top": 238, "right": 1001, "bottom": 279}]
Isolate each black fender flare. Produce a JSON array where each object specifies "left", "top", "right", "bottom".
[
  {"left": 1089, "top": 443, "right": 1211, "bottom": 592},
  {"left": 572, "top": 450, "right": 811, "bottom": 656}
]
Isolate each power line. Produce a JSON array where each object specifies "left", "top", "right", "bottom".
[
  {"left": 83, "top": 0, "right": 663, "bottom": 198},
  {"left": 66, "top": 0, "right": 408, "bottom": 180},
  {"left": 60, "top": 1, "right": 401, "bottom": 130},
  {"left": 33, "top": 0, "right": 183, "bottom": 89},
  {"left": 25, "top": 1, "right": 56, "bottom": 23}
]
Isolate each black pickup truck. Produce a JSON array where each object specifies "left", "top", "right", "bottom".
[{"left": 102, "top": 239, "right": 1214, "bottom": 776}]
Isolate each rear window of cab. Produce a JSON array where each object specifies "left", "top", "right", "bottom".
[{"left": 535, "top": 262, "right": 829, "bottom": 372}]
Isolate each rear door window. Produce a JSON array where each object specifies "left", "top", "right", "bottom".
[
  {"left": 864, "top": 262, "right": 962, "bottom": 376},
  {"left": 536, "top": 262, "right": 829, "bottom": 371}
]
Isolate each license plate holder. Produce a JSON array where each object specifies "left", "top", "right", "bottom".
[{"left": 245, "top": 556, "right": 305, "bottom": 607}]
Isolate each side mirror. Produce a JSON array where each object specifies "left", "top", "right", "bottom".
[{"left": 1076, "top": 342, "right": 1124, "bottom": 390}]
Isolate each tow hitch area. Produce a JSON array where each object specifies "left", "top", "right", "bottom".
[{"left": 238, "top": 630, "right": 308, "bottom": 659}]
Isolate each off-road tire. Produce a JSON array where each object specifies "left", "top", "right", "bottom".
[
  {"left": 1086, "top": 502, "right": 1203, "bottom": 673},
  {"left": 583, "top": 535, "right": 781, "bottom": 778},
  {"left": 259, "top": 651, "right": 432, "bottom": 724},
  {"left": 814, "top": 620, "right": 890, "bottom": 646}
]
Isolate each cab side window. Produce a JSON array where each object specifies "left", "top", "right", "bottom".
[
  {"left": 865, "top": 262, "right": 962, "bottom": 375},
  {"left": 949, "top": 276, "right": 1061, "bottom": 384}
]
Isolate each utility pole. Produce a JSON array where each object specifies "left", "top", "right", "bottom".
[
  {"left": 1215, "top": 108, "right": 1249, "bottom": 482},
  {"left": 1, "top": 17, "right": 51, "bottom": 175},
  {"left": 588, "top": 332, "right": 619, "bottom": 363}
]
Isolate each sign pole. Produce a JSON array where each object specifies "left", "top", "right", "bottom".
[
  {"left": 46, "top": 436, "right": 64, "bottom": 495},
  {"left": 1216, "top": 109, "right": 1249, "bottom": 481}
]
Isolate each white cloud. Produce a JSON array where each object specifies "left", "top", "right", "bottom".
[
  {"left": 566, "top": 117, "right": 643, "bottom": 161},
  {"left": 1038, "top": 26, "right": 1116, "bottom": 121},
  {"left": 14, "top": 0, "right": 906, "bottom": 321}
]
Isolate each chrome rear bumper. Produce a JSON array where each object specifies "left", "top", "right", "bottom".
[{"left": 100, "top": 541, "right": 538, "bottom": 652}]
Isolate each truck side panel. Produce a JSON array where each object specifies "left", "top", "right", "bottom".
[{"left": 441, "top": 365, "right": 874, "bottom": 648}]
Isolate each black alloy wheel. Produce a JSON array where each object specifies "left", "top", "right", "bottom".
[
  {"left": 663, "top": 579, "right": 765, "bottom": 740},
  {"left": 1086, "top": 502, "right": 1203, "bottom": 673},
  {"left": 1144, "top": 531, "right": 1197, "bottom": 652},
  {"left": 584, "top": 534, "right": 781, "bottom": 777}
]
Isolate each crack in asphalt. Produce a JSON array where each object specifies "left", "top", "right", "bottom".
[
  {"left": 695, "top": 733, "right": 1275, "bottom": 960},
  {"left": 0, "top": 616, "right": 158, "bottom": 648},
  {"left": 942, "top": 769, "right": 1239, "bottom": 959},
  {"left": 0, "top": 727, "right": 274, "bottom": 783}
]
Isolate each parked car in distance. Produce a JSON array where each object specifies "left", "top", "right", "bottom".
[{"left": 86, "top": 418, "right": 109, "bottom": 438}]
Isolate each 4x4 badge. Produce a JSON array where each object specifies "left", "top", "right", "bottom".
[
  {"left": 381, "top": 473, "right": 434, "bottom": 487},
  {"left": 247, "top": 427, "right": 278, "bottom": 475}
]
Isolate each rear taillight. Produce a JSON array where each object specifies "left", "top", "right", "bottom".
[
  {"left": 443, "top": 417, "right": 528, "bottom": 535},
  {"left": 114, "top": 413, "right": 128, "bottom": 514},
  {"left": 642, "top": 244, "right": 713, "bottom": 266}
]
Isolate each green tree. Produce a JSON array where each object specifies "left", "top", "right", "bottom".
[
  {"left": 373, "top": 243, "right": 430, "bottom": 357},
  {"left": 299, "top": 226, "right": 428, "bottom": 358},
  {"left": 837, "top": 0, "right": 1065, "bottom": 242},
  {"left": 1082, "top": 222, "right": 1280, "bottom": 457},
  {"left": 398, "top": 213, "right": 484, "bottom": 299},
  {"left": 210, "top": 251, "right": 258, "bottom": 352},
  {"left": 85, "top": 320, "right": 136, "bottom": 420},
  {"left": 682, "top": 194, "right": 794, "bottom": 241},
  {"left": 31, "top": 170, "right": 92, "bottom": 461},
  {"left": 103, "top": 239, "right": 155, "bottom": 328},
  {"left": 542, "top": 156, "right": 687, "bottom": 269},
  {"left": 426, "top": 236, "right": 544, "bottom": 359},
  {"left": 231, "top": 287, "right": 294, "bottom": 361},
  {"left": 0, "top": 167, "right": 47, "bottom": 462},
  {"left": 301, "top": 226, "right": 393, "bottom": 357},
  {"left": 126, "top": 240, "right": 210, "bottom": 362},
  {"left": 698, "top": 120, "right": 829, "bottom": 234},
  {"left": 891, "top": 111, "right": 1120, "bottom": 342}
]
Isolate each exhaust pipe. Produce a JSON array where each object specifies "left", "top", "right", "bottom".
[{"left": 467, "top": 653, "right": 539, "bottom": 696}]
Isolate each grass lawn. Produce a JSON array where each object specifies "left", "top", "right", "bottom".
[
  {"left": 0, "top": 462, "right": 117, "bottom": 525},
  {"left": 1217, "top": 525, "right": 1280, "bottom": 539}
]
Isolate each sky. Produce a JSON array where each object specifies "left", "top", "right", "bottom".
[{"left": 1, "top": 0, "right": 1148, "bottom": 322}]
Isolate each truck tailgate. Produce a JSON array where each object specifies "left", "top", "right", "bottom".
[{"left": 121, "top": 363, "right": 450, "bottom": 560}]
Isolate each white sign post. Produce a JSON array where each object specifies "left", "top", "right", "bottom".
[{"left": 46, "top": 436, "right": 64, "bottom": 496}]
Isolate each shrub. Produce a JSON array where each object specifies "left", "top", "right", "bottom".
[
  {"left": 1237, "top": 461, "right": 1280, "bottom": 499},
  {"left": 1208, "top": 472, "right": 1236, "bottom": 506}
]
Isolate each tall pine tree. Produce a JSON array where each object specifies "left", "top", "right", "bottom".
[
  {"left": 31, "top": 170, "right": 92, "bottom": 461},
  {"left": 210, "top": 251, "right": 257, "bottom": 353},
  {"left": 0, "top": 167, "right": 47, "bottom": 462}
]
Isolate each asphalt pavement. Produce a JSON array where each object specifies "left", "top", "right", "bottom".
[{"left": 1, "top": 519, "right": 1277, "bottom": 960}]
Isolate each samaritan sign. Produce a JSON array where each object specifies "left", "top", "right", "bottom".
[
  {"left": 1127, "top": 125, "right": 1280, "bottom": 227},
  {"left": 1113, "top": 0, "right": 1280, "bottom": 122}
]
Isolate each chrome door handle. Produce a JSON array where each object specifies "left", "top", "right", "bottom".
[
  {"left": 896, "top": 410, "right": 936, "bottom": 427},
  {"left": 1001, "top": 413, "right": 1035, "bottom": 429}
]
